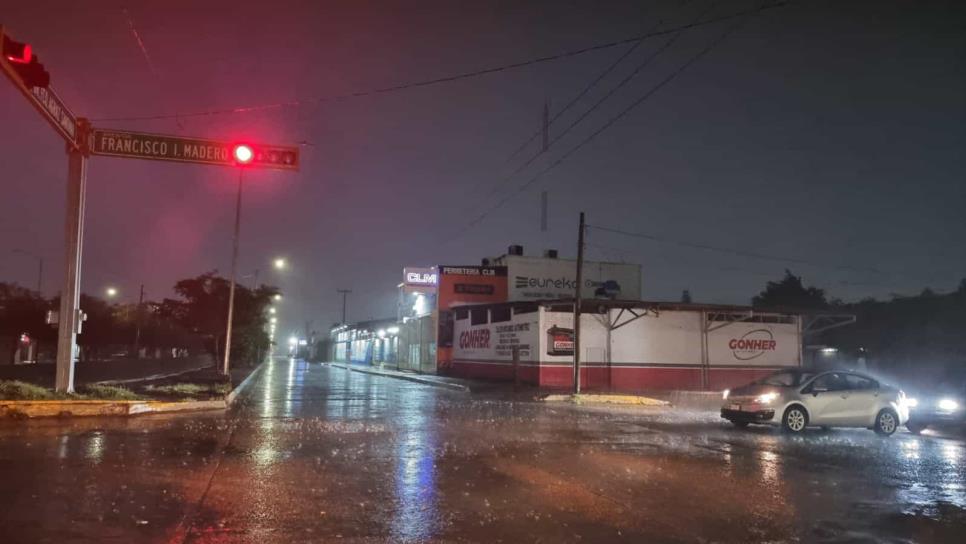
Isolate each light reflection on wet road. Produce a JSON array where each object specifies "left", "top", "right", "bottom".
[{"left": 0, "top": 358, "right": 963, "bottom": 543}]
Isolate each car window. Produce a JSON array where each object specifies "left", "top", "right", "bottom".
[
  {"left": 845, "top": 374, "right": 877, "bottom": 390},
  {"left": 810, "top": 373, "right": 847, "bottom": 392},
  {"left": 760, "top": 371, "right": 796, "bottom": 386}
]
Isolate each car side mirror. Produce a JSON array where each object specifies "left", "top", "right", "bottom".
[{"left": 811, "top": 386, "right": 828, "bottom": 396}]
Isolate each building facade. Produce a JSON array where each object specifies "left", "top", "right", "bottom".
[{"left": 450, "top": 300, "right": 805, "bottom": 392}]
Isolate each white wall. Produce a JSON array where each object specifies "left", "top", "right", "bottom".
[
  {"left": 452, "top": 309, "right": 539, "bottom": 361},
  {"left": 609, "top": 310, "right": 703, "bottom": 366},
  {"left": 707, "top": 319, "right": 801, "bottom": 367}
]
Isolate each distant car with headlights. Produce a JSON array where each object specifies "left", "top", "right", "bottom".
[
  {"left": 721, "top": 369, "right": 910, "bottom": 436},
  {"left": 904, "top": 381, "right": 965, "bottom": 434}
]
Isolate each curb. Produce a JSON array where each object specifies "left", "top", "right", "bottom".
[
  {"left": 94, "top": 363, "right": 216, "bottom": 386},
  {"left": 226, "top": 361, "right": 266, "bottom": 405},
  {"left": 0, "top": 398, "right": 226, "bottom": 418},
  {"left": 543, "top": 393, "right": 669, "bottom": 407},
  {"left": 329, "top": 362, "right": 470, "bottom": 392}
]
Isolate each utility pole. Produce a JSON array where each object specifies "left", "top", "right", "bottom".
[
  {"left": 223, "top": 170, "right": 243, "bottom": 376},
  {"left": 540, "top": 191, "right": 548, "bottom": 232},
  {"left": 55, "top": 119, "right": 90, "bottom": 393},
  {"left": 572, "top": 211, "right": 585, "bottom": 394},
  {"left": 541, "top": 100, "right": 550, "bottom": 153},
  {"left": 337, "top": 289, "right": 351, "bottom": 324},
  {"left": 133, "top": 283, "right": 145, "bottom": 358}
]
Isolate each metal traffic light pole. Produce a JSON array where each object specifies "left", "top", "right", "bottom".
[
  {"left": 223, "top": 168, "right": 244, "bottom": 376},
  {"left": 55, "top": 119, "right": 90, "bottom": 393}
]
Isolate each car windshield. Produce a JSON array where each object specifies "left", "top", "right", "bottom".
[{"left": 757, "top": 370, "right": 812, "bottom": 387}]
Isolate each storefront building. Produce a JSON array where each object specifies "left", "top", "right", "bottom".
[
  {"left": 331, "top": 318, "right": 400, "bottom": 366},
  {"left": 450, "top": 299, "right": 810, "bottom": 392}
]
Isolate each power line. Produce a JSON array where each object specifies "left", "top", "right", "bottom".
[
  {"left": 588, "top": 224, "right": 891, "bottom": 276},
  {"left": 496, "top": 0, "right": 715, "bottom": 193},
  {"left": 454, "top": 4, "right": 768, "bottom": 237},
  {"left": 502, "top": 19, "right": 661, "bottom": 165},
  {"left": 90, "top": 3, "right": 787, "bottom": 123}
]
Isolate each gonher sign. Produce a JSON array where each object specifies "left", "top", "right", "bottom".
[
  {"left": 707, "top": 322, "right": 800, "bottom": 367},
  {"left": 91, "top": 129, "right": 299, "bottom": 170},
  {"left": 546, "top": 326, "right": 574, "bottom": 356},
  {"left": 728, "top": 329, "right": 777, "bottom": 360}
]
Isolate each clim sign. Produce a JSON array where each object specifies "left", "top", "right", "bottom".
[{"left": 403, "top": 267, "right": 438, "bottom": 287}]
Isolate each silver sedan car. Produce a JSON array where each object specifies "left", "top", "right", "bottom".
[{"left": 721, "top": 369, "right": 910, "bottom": 436}]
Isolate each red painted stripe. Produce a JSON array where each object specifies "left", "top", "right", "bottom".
[{"left": 451, "top": 359, "right": 792, "bottom": 392}]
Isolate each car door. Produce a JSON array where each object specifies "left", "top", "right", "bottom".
[
  {"left": 802, "top": 373, "right": 851, "bottom": 425},
  {"left": 840, "top": 374, "right": 880, "bottom": 426}
]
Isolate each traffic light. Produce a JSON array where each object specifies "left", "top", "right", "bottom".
[
  {"left": 233, "top": 144, "right": 254, "bottom": 165},
  {"left": 2, "top": 33, "right": 50, "bottom": 88}
]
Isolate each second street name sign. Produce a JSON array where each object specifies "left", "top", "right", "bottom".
[{"left": 90, "top": 129, "right": 299, "bottom": 170}]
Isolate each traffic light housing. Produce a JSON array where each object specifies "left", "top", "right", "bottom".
[{"left": 2, "top": 33, "right": 50, "bottom": 88}]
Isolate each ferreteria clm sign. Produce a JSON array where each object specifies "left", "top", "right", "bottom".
[{"left": 90, "top": 129, "right": 300, "bottom": 170}]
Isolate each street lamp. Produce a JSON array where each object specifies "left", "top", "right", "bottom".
[
  {"left": 269, "top": 307, "right": 276, "bottom": 314},
  {"left": 273, "top": 257, "right": 286, "bottom": 270},
  {"left": 105, "top": 287, "right": 118, "bottom": 298},
  {"left": 273, "top": 294, "right": 282, "bottom": 301}
]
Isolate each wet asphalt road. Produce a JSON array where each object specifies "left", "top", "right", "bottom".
[{"left": 0, "top": 359, "right": 963, "bottom": 543}]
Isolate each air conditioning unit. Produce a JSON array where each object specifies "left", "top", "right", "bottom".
[
  {"left": 508, "top": 244, "right": 524, "bottom": 256},
  {"left": 543, "top": 249, "right": 558, "bottom": 259}
]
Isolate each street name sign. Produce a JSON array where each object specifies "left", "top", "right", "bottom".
[{"left": 90, "top": 129, "right": 300, "bottom": 170}]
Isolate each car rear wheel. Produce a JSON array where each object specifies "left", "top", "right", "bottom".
[
  {"left": 874, "top": 409, "right": 899, "bottom": 436},
  {"left": 782, "top": 406, "right": 808, "bottom": 433},
  {"left": 906, "top": 420, "right": 926, "bottom": 434}
]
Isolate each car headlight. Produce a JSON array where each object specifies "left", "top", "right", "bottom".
[
  {"left": 755, "top": 392, "right": 778, "bottom": 404},
  {"left": 722, "top": 389, "right": 730, "bottom": 400},
  {"left": 905, "top": 397, "right": 918, "bottom": 408},
  {"left": 938, "top": 399, "right": 959, "bottom": 411}
]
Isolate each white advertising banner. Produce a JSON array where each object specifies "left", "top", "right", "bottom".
[
  {"left": 503, "top": 256, "right": 641, "bottom": 301},
  {"left": 707, "top": 321, "right": 801, "bottom": 367},
  {"left": 453, "top": 311, "right": 538, "bottom": 361}
]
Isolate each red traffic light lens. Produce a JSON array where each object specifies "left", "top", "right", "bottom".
[
  {"left": 3, "top": 37, "right": 31, "bottom": 64},
  {"left": 233, "top": 144, "right": 254, "bottom": 164}
]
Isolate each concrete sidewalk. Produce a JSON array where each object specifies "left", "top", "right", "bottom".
[{"left": 327, "top": 362, "right": 471, "bottom": 392}]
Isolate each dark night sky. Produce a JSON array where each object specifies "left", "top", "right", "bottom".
[{"left": 2, "top": 0, "right": 964, "bottom": 337}]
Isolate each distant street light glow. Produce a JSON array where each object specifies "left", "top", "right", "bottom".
[
  {"left": 274, "top": 258, "right": 286, "bottom": 270},
  {"left": 269, "top": 307, "right": 276, "bottom": 314},
  {"left": 105, "top": 287, "right": 118, "bottom": 297}
]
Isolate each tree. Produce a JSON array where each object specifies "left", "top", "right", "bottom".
[
  {"left": 161, "top": 272, "right": 278, "bottom": 367},
  {"left": 0, "top": 282, "right": 53, "bottom": 363},
  {"left": 752, "top": 270, "right": 828, "bottom": 310}
]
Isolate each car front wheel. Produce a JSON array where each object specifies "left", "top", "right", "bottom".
[
  {"left": 874, "top": 409, "right": 899, "bottom": 436},
  {"left": 782, "top": 406, "right": 808, "bottom": 433}
]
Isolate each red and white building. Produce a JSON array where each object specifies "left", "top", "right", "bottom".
[{"left": 450, "top": 299, "right": 814, "bottom": 392}]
